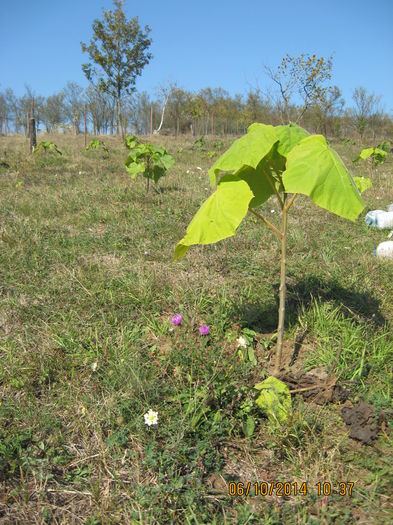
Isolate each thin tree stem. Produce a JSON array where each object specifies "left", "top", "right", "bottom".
[
  {"left": 263, "top": 165, "right": 284, "bottom": 209},
  {"left": 248, "top": 208, "right": 282, "bottom": 239},
  {"left": 286, "top": 193, "right": 297, "bottom": 211},
  {"left": 275, "top": 194, "right": 288, "bottom": 374}
]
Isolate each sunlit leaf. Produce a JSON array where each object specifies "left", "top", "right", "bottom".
[
  {"left": 174, "top": 175, "right": 253, "bottom": 260},
  {"left": 283, "top": 135, "right": 365, "bottom": 221},
  {"left": 209, "top": 123, "right": 278, "bottom": 186},
  {"left": 255, "top": 376, "right": 292, "bottom": 424},
  {"left": 353, "top": 176, "right": 372, "bottom": 193},
  {"left": 243, "top": 416, "right": 255, "bottom": 437}
]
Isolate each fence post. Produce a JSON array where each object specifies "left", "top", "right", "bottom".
[
  {"left": 29, "top": 100, "right": 37, "bottom": 153},
  {"left": 84, "top": 104, "right": 87, "bottom": 147},
  {"left": 150, "top": 105, "right": 153, "bottom": 137}
]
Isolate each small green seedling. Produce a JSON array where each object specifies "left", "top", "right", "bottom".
[
  {"left": 213, "top": 139, "right": 224, "bottom": 150},
  {"left": 85, "top": 139, "right": 108, "bottom": 153},
  {"left": 125, "top": 142, "right": 175, "bottom": 193},
  {"left": 174, "top": 123, "right": 370, "bottom": 373},
  {"left": 353, "top": 147, "right": 387, "bottom": 166},
  {"left": 341, "top": 137, "right": 356, "bottom": 145},
  {"left": 124, "top": 134, "right": 141, "bottom": 150},
  {"left": 34, "top": 141, "right": 62, "bottom": 155},
  {"left": 193, "top": 136, "right": 206, "bottom": 150},
  {"left": 377, "top": 140, "right": 391, "bottom": 153},
  {"left": 206, "top": 151, "right": 218, "bottom": 159},
  {"left": 254, "top": 376, "right": 292, "bottom": 425}
]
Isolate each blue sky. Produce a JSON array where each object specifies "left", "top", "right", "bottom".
[{"left": 1, "top": 0, "right": 393, "bottom": 111}]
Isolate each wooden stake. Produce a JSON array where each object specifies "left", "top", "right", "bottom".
[
  {"left": 29, "top": 117, "right": 37, "bottom": 153},
  {"left": 84, "top": 104, "right": 87, "bottom": 147},
  {"left": 29, "top": 100, "right": 37, "bottom": 153},
  {"left": 150, "top": 105, "right": 153, "bottom": 138}
]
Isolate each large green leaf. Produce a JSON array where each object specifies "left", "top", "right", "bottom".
[
  {"left": 353, "top": 147, "right": 387, "bottom": 165},
  {"left": 274, "top": 123, "right": 309, "bottom": 157},
  {"left": 160, "top": 153, "right": 175, "bottom": 170},
  {"left": 152, "top": 165, "right": 165, "bottom": 183},
  {"left": 283, "top": 135, "right": 365, "bottom": 221},
  {"left": 126, "top": 162, "right": 145, "bottom": 178},
  {"left": 174, "top": 175, "right": 253, "bottom": 260},
  {"left": 254, "top": 376, "right": 292, "bottom": 425},
  {"left": 236, "top": 161, "right": 279, "bottom": 208},
  {"left": 353, "top": 176, "right": 372, "bottom": 193},
  {"left": 208, "top": 124, "right": 278, "bottom": 186}
]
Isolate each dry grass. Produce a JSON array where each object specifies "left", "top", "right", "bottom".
[{"left": 0, "top": 132, "right": 392, "bottom": 524}]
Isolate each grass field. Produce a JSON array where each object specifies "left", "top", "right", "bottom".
[{"left": 0, "top": 133, "right": 392, "bottom": 524}]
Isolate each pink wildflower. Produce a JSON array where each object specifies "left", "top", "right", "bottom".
[
  {"left": 199, "top": 324, "right": 210, "bottom": 335},
  {"left": 170, "top": 314, "right": 183, "bottom": 326}
]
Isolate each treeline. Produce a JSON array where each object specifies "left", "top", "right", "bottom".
[{"left": 0, "top": 82, "right": 392, "bottom": 141}]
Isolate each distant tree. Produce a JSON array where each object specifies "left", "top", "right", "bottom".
[
  {"left": 85, "top": 84, "right": 114, "bottom": 135},
  {"left": 310, "top": 85, "right": 344, "bottom": 136},
  {"left": 352, "top": 86, "right": 382, "bottom": 140},
  {"left": 168, "top": 85, "right": 191, "bottom": 136},
  {"left": 41, "top": 93, "right": 65, "bottom": 133},
  {"left": 152, "top": 84, "right": 170, "bottom": 135},
  {"left": 198, "top": 87, "right": 229, "bottom": 135},
  {"left": 0, "top": 91, "right": 7, "bottom": 134},
  {"left": 81, "top": 0, "right": 152, "bottom": 138},
  {"left": 266, "top": 53, "right": 333, "bottom": 124},
  {"left": 4, "top": 89, "right": 19, "bottom": 133},
  {"left": 63, "top": 82, "right": 85, "bottom": 134},
  {"left": 243, "top": 88, "right": 274, "bottom": 127},
  {"left": 187, "top": 94, "right": 205, "bottom": 136},
  {"left": 131, "top": 91, "right": 152, "bottom": 135}
]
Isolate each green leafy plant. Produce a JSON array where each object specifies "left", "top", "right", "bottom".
[
  {"left": 34, "top": 141, "right": 62, "bottom": 155},
  {"left": 174, "top": 123, "right": 369, "bottom": 373},
  {"left": 125, "top": 142, "right": 175, "bottom": 193},
  {"left": 124, "top": 134, "right": 141, "bottom": 150},
  {"left": 353, "top": 176, "right": 372, "bottom": 193},
  {"left": 193, "top": 136, "right": 206, "bottom": 150},
  {"left": 353, "top": 147, "right": 387, "bottom": 166},
  {"left": 377, "top": 140, "right": 391, "bottom": 153},
  {"left": 206, "top": 151, "right": 218, "bottom": 159},
  {"left": 254, "top": 376, "right": 292, "bottom": 425},
  {"left": 213, "top": 140, "right": 224, "bottom": 150},
  {"left": 341, "top": 137, "right": 356, "bottom": 145},
  {"left": 85, "top": 139, "right": 108, "bottom": 153}
]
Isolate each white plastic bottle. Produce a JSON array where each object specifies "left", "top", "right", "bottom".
[
  {"left": 366, "top": 210, "right": 393, "bottom": 229},
  {"left": 374, "top": 241, "right": 393, "bottom": 259},
  {"left": 376, "top": 212, "right": 393, "bottom": 229}
]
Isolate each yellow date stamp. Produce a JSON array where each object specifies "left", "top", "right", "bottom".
[{"left": 228, "top": 481, "right": 354, "bottom": 497}]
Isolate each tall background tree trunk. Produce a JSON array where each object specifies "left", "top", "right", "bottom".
[{"left": 117, "top": 93, "right": 124, "bottom": 138}]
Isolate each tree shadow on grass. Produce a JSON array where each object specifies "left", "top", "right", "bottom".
[
  {"left": 231, "top": 275, "right": 387, "bottom": 333},
  {"left": 154, "top": 184, "right": 180, "bottom": 194}
]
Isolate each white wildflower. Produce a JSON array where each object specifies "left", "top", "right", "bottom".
[
  {"left": 271, "top": 209, "right": 275, "bottom": 214},
  {"left": 144, "top": 409, "right": 158, "bottom": 426},
  {"left": 236, "top": 336, "right": 247, "bottom": 349},
  {"left": 91, "top": 361, "right": 98, "bottom": 372}
]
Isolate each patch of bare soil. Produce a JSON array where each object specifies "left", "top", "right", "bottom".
[
  {"left": 260, "top": 332, "right": 388, "bottom": 446},
  {"left": 341, "top": 401, "right": 387, "bottom": 445}
]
